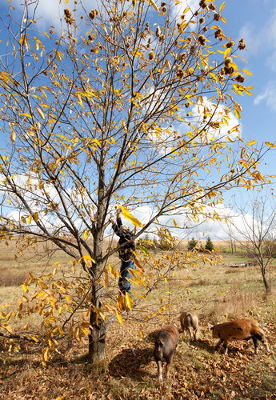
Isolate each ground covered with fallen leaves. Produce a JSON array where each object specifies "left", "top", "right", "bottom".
[{"left": 1, "top": 315, "right": 275, "bottom": 400}]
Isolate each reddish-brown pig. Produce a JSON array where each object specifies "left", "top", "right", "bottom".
[
  {"left": 209, "top": 319, "right": 270, "bottom": 355},
  {"left": 154, "top": 324, "right": 179, "bottom": 383}
]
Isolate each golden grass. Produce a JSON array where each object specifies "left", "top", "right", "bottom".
[{"left": 1, "top": 239, "right": 276, "bottom": 399}]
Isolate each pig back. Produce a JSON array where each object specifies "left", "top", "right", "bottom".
[
  {"left": 180, "top": 311, "right": 198, "bottom": 329},
  {"left": 154, "top": 324, "right": 179, "bottom": 362}
]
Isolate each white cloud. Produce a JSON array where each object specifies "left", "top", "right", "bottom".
[
  {"left": 144, "top": 94, "right": 241, "bottom": 156},
  {"left": 108, "top": 202, "right": 258, "bottom": 242},
  {"left": 191, "top": 97, "right": 241, "bottom": 139},
  {"left": 238, "top": 6, "right": 276, "bottom": 68},
  {"left": 238, "top": 24, "right": 263, "bottom": 56},
  {"left": 9, "top": 0, "right": 200, "bottom": 30},
  {"left": 134, "top": 200, "right": 276, "bottom": 243},
  {"left": 172, "top": 0, "right": 199, "bottom": 18},
  {"left": 254, "top": 81, "right": 276, "bottom": 111},
  {"left": 10, "top": 0, "right": 97, "bottom": 29}
]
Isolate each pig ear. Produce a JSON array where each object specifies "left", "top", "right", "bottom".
[{"left": 208, "top": 323, "right": 214, "bottom": 330}]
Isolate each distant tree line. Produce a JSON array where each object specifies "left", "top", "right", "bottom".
[{"left": 138, "top": 235, "right": 215, "bottom": 252}]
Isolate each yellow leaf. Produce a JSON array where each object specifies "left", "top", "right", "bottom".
[
  {"left": 42, "top": 347, "right": 50, "bottom": 362},
  {"left": 138, "top": 330, "right": 144, "bottom": 339},
  {"left": 242, "top": 69, "right": 253, "bottom": 76},
  {"left": 83, "top": 230, "right": 89, "bottom": 239},
  {"left": 125, "top": 292, "right": 133, "bottom": 310},
  {"left": 139, "top": 245, "right": 149, "bottom": 256},
  {"left": 19, "top": 35, "right": 26, "bottom": 44},
  {"left": 116, "top": 311, "right": 123, "bottom": 325},
  {"left": 22, "top": 284, "right": 29, "bottom": 293},
  {"left": 80, "top": 254, "right": 95, "bottom": 265},
  {"left": 10, "top": 131, "right": 16, "bottom": 143},
  {"left": 18, "top": 298, "right": 23, "bottom": 311},
  {"left": 34, "top": 212, "right": 39, "bottom": 222},
  {"left": 31, "top": 336, "right": 39, "bottom": 342},
  {"left": 148, "top": 0, "right": 158, "bottom": 11},
  {"left": 120, "top": 206, "right": 143, "bottom": 227},
  {"left": 21, "top": 112, "right": 32, "bottom": 118},
  {"left": 265, "top": 142, "right": 276, "bottom": 147},
  {"left": 103, "top": 267, "right": 108, "bottom": 288},
  {"left": 244, "top": 88, "right": 252, "bottom": 96},
  {"left": 36, "top": 106, "right": 45, "bottom": 119},
  {"left": 80, "top": 327, "right": 90, "bottom": 335},
  {"left": 57, "top": 134, "right": 70, "bottom": 142},
  {"left": 3, "top": 323, "right": 13, "bottom": 333},
  {"left": 172, "top": 219, "right": 180, "bottom": 228},
  {"left": 55, "top": 396, "right": 67, "bottom": 400},
  {"left": 219, "top": 1, "right": 225, "bottom": 13},
  {"left": 224, "top": 47, "right": 231, "bottom": 59},
  {"left": 247, "top": 140, "right": 256, "bottom": 146},
  {"left": 234, "top": 108, "right": 241, "bottom": 119},
  {"left": 109, "top": 264, "right": 119, "bottom": 278},
  {"left": 28, "top": 215, "right": 32, "bottom": 224},
  {"left": 133, "top": 258, "right": 145, "bottom": 271}
]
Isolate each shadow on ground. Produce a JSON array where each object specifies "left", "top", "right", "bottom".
[{"left": 108, "top": 346, "right": 155, "bottom": 380}]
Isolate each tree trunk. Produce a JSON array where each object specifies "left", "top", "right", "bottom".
[
  {"left": 88, "top": 279, "right": 106, "bottom": 363},
  {"left": 88, "top": 202, "right": 107, "bottom": 363},
  {"left": 88, "top": 309, "right": 106, "bottom": 362},
  {"left": 261, "top": 266, "right": 271, "bottom": 295},
  {"left": 88, "top": 146, "right": 107, "bottom": 363}
]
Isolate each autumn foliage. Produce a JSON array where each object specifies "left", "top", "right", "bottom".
[{"left": 0, "top": 0, "right": 274, "bottom": 364}]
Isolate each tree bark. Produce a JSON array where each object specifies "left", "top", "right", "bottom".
[
  {"left": 88, "top": 185, "right": 107, "bottom": 363},
  {"left": 261, "top": 268, "right": 271, "bottom": 295},
  {"left": 88, "top": 284, "right": 106, "bottom": 363}
]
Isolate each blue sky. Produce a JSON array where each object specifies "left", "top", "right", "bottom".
[
  {"left": 1, "top": 0, "right": 274, "bottom": 174},
  {"left": 0, "top": 0, "right": 275, "bottom": 240},
  {"left": 221, "top": 0, "right": 276, "bottom": 176}
]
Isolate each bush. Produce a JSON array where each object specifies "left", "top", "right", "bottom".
[
  {"left": 205, "top": 237, "right": 214, "bottom": 252},
  {"left": 188, "top": 238, "right": 197, "bottom": 251}
]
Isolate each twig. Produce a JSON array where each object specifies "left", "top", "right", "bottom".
[{"left": 0, "top": 332, "right": 39, "bottom": 343}]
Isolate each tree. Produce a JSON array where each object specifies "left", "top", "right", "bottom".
[
  {"left": 188, "top": 237, "right": 198, "bottom": 251},
  {"left": 0, "top": 0, "right": 271, "bottom": 363},
  {"left": 225, "top": 191, "right": 276, "bottom": 294},
  {"left": 205, "top": 236, "right": 214, "bottom": 252}
]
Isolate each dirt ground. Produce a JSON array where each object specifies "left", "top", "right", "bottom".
[{"left": 1, "top": 314, "right": 275, "bottom": 400}]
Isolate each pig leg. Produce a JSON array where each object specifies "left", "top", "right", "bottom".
[
  {"left": 262, "top": 338, "right": 270, "bottom": 353},
  {"left": 253, "top": 332, "right": 270, "bottom": 354},
  {"left": 222, "top": 340, "right": 228, "bottom": 355},
  {"left": 215, "top": 338, "right": 223, "bottom": 351},
  {"left": 193, "top": 327, "right": 198, "bottom": 342},
  {"left": 164, "top": 355, "right": 173, "bottom": 379},
  {"left": 157, "top": 360, "right": 163, "bottom": 383},
  {"left": 252, "top": 336, "right": 259, "bottom": 354},
  {"left": 188, "top": 326, "right": 193, "bottom": 341}
]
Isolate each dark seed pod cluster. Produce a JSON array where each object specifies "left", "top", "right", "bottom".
[
  {"left": 235, "top": 74, "right": 245, "bottom": 83},
  {"left": 89, "top": 9, "right": 98, "bottom": 20},
  {"left": 238, "top": 38, "right": 246, "bottom": 50},
  {"left": 64, "top": 9, "right": 74, "bottom": 25},
  {"left": 199, "top": 0, "right": 208, "bottom": 9}
]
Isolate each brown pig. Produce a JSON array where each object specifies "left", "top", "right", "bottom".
[
  {"left": 209, "top": 318, "right": 270, "bottom": 355},
  {"left": 154, "top": 324, "right": 179, "bottom": 383},
  {"left": 180, "top": 311, "right": 199, "bottom": 341}
]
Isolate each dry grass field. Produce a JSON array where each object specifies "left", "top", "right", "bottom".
[{"left": 0, "top": 239, "right": 276, "bottom": 399}]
